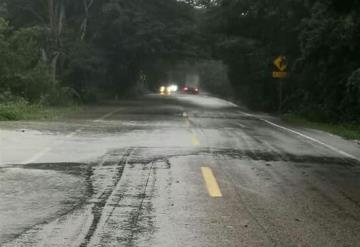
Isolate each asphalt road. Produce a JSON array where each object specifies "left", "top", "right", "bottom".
[{"left": 1, "top": 94, "right": 360, "bottom": 247}]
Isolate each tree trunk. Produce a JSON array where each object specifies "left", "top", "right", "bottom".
[
  {"left": 80, "top": 0, "right": 94, "bottom": 40},
  {"left": 47, "top": 0, "right": 66, "bottom": 81}
]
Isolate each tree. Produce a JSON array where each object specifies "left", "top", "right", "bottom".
[
  {"left": 295, "top": 0, "right": 360, "bottom": 121},
  {"left": 90, "top": 0, "right": 203, "bottom": 95},
  {"left": 0, "top": 18, "right": 55, "bottom": 102},
  {"left": 202, "top": 0, "right": 309, "bottom": 110}
]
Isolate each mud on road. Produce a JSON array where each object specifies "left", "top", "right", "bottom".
[{"left": 1, "top": 94, "right": 360, "bottom": 247}]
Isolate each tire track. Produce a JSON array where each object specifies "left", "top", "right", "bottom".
[{"left": 80, "top": 148, "right": 134, "bottom": 247}]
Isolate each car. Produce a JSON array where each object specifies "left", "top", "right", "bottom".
[
  {"left": 182, "top": 86, "right": 199, "bottom": 95},
  {"left": 159, "top": 84, "right": 178, "bottom": 95}
]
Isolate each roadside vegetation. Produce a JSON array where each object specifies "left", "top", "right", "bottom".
[
  {"left": 0, "top": 0, "right": 359, "bottom": 132},
  {"left": 0, "top": 0, "right": 202, "bottom": 120},
  {"left": 199, "top": 1, "right": 360, "bottom": 123},
  {"left": 283, "top": 114, "right": 360, "bottom": 141},
  {"left": 195, "top": 0, "right": 360, "bottom": 137},
  {"left": 0, "top": 101, "right": 79, "bottom": 121}
]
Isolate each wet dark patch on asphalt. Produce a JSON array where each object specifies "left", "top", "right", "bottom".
[
  {"left": 4, "top": 144, "right": 358, "bottom": 245},
  {"left": 80, "top": 148, "right": 133, "bottom": 247},
  {"left": 122, "top": 162, "right": 157, "bottom": 247},
  {"left": 23, "top": 162, "right": 91, "bottom": 176},
  {"left": 113, "top": 147, "right": 360, "bottom": 168},
  {"left": 188, "top": 113, "right": 255, "bottom": 121},
  {"left": 213, "top": 149, "right": 359, "bottom": 167}
]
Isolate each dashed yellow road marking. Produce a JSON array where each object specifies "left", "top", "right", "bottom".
[
  {"left": 183, "top": 111, "right": 199, "bottom": 146},
  {"left": 185, "top": 118, "right": 191, "bottom": 127},
  {"left": 201, "top": 167, "right": 223, "bottom": 198},
  {"left": 192, "top": 133, "right": 200, "bottom": 146},
  {"left": 183, "top": 112, "right": 190, "bottom": 127}
]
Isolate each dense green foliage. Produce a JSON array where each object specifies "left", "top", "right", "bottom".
[
  {"left": 0, "top": 0, "right": 202, "bottom": 104},
  {"left": 0, "top": 0, "right": 359, "bottom": 123},
  {"left": 0, "top": 19, "right": 52, "bottom": 102},
  {"left": 0, "top": 100, "right": 78, "bottom": 120},
  {"left": 201, "top": 0, "right": 360, "bottom": 122}
]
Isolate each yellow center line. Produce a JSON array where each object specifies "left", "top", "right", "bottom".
[
  {"left": 201, "top": 167, "right": 223, "bottom": 198},
  {"left": 184, "top": 118, "right": 191, "bottom": 128},
  {"left": 183, "top": 111, "right": 200, "bottom": 146},
  {"left": 192, "top": 133, "right": 200, "bottom": 146}
]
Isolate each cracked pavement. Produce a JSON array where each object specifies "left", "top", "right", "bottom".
[{"left": 1, "top": 94, "right": 360, "bottom": 246}]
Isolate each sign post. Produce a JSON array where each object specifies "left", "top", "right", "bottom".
[{"left": 272, "top": 56, "right": 288, "bottom": 114}]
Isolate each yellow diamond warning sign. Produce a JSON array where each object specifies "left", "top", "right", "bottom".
[
  {"left": 273, "top": 56, "right": 287, "bottom": 72},
  {"left": 272, "top": 71, "right": 288, "bottom": 79}
]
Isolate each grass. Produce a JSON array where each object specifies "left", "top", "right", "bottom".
[
  {"left": 0, "top": 101, "right": 80, "bottom": 121},
  {"left": 283, "top": 114, "right": 360, "bottom": 140}
]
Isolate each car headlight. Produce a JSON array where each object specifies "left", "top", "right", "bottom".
[{"left": 169, "top": 85, "right": 178, "bottom": 92}]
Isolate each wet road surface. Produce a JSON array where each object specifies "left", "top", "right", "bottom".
[{"left": 1, "top": 94, "right": 360, "bottom": 246}]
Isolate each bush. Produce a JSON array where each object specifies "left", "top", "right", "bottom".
[
  {"left": 0, "top": 18, "right": 80, "bottom": 107},
  {"left": 342, "top": 68, "right": 360, "bottom": 122},
  {"left": 0, "top": 99, "right": 30, "bottom": 120},
  {"left": 298, "top": 105, "right": 333, "bottom": 123},
  {"left": 40, "top": 86, "right": 81, "bottom": 106},
  {"left": 0, "top": 90, "right": 24, "bottom": 103}
]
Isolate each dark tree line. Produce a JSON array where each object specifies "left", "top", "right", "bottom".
[
  {"left": 200, "top": 0, "right": 360, "bottom": 122},
  {"left": 0, "top": 0, "right": 359, "bottom": 122},
  {"left": 0, "top": 0, "right": 202, "bottom": 104}
]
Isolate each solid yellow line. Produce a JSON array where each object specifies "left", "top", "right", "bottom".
[
  {"left": 192, "top": 134, "right": 200, "bottom": 146},
  {"left": 184, "top": 119, "right": 191, "bottom": 128},
  {"left": 201, "top": 167, "right": 223, "bottom": 198}
]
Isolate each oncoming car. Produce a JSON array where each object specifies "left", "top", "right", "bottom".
[{"left": 159, "top": 84, "right": 178, "bottom": 95}]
